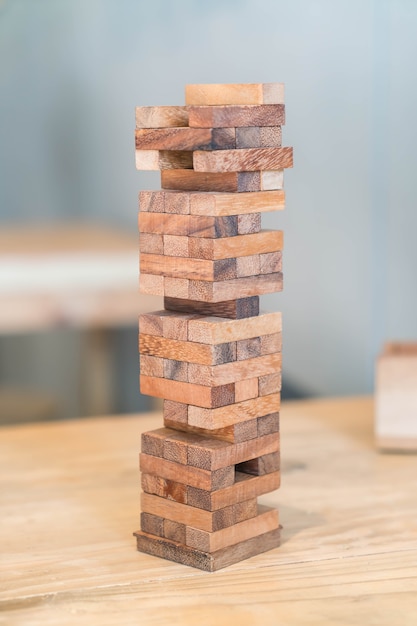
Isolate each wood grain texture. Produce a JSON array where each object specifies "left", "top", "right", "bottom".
[
  {"left": 187, "top": 272, "right": 283, "bottom": 302},
  {"left": 140, "top": 453, "right": 235, "bottom": 492},
  {"left": 235, "top": 377, "right": 259, "bottom": 402},
  {"left": 141, "top": 473, "right": 188, "bottom": 504},
  {"left": 236, "top": 126, "right": 282, "bottom": 149},
  {"left": 185, "top": 505, "right": 279, "bottom": 552},
  {"left": 189, "top": 189, "right": 285, "bottom": 216},
  {"left": 139, "top": 273, "right": 164, "bottom": 296},
  {"left": 135, "top": 127, "right": 235, "bottom": 151},
  {"left": 135, "top": 106, "right": 188, "bottom": 128},
  {"left": 187, "top": 311, "right": 282, "bottom": 344},
  {"left": 237, "top": 452, "right": 280, "bottom": 476},
  {"left": 187, "top": 353, "right": 281, "bottom": 386},
  {"left": 135, "top": 149, "right": 193, "bottom": 171},
  {"left": 188, "top": 393, "right": 281, "bottom": 429},
  {"left": 188, "top": 104, "right": 285, "bottom": 128},
  {"left": 140, "top": 254, "right": 237, "bottom": 281},
  {"left": 134, "top": 527, "right": 280, "bottom": 572},
  {"left": 164, "top": 296, "right": 259, "bottom": 319},
  {"left": 193, "top": 147, "right": 293, "bottom": 173},
  {"left": 161, "top": 170, "right": 267, "bottom": 193},
  {"left": 185, "top": 83, "right": 285, "bottom": 106},
  {"left": 139, "top": 213, "right": 238, "bottom": 238},
  {"left": 188, "top": 230, "right": 283, "bottom": 261},
  {"left": 139, "top": 333, "right": 236, "bottom": 365},
  {"left": 139, "top": 233, "right": 164, "bottom": 255},
  {"left": 140, "top": 375, "right": 235, "bottom": 408},
  {"left": 237, "top": 213, "right": 261, "bottom": 235}
]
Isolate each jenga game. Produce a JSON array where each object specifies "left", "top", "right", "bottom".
[{"left": 133, "top": 83, "right": 293, "bottom": 571}]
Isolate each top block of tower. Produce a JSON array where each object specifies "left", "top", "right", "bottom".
[{"left": 185, "top": 83, "right": 285, "bottom": 106}]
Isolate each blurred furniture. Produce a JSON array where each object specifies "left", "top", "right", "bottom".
[
  {"left": 0, "top": 225, "right": 161, "bottom": 421},
  {"left": 1, "top": 396, "right": 416, "bottom": 625},
  {"left": 376, "top": 342, "right": 417, "bottom": 451}
]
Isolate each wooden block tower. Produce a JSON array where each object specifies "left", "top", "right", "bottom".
[{"left": 133, "top": 83, "right": 293, "bottom": 571}]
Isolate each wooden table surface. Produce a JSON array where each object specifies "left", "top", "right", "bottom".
[{"left": 1, "top": 397, "right": 416, "bottom": 626}]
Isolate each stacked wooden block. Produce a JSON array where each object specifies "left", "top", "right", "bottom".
[{"left": 133, "top": 83, "right": 293, "bottom": 571}]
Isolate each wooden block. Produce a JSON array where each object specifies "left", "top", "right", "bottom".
[
  {"left": 163, "top": 191, "right": 190, "bottom": 214},
  {"left": 135, "top": 106, "right": 188, "bottom": 128},
  {"left": 260, "top": 251, "right": 282, "bottom": 274},
  {"left": 163, "top": 277, "right": 189, "bottom": 299},
  {"left": 164, "top": 296, "right": 259, "bottom": 319},
  {"left": 139, "top": 333, "right": 236, "bottom": 365},
  {"left": 261, "top": 170, "right": 284, "bottom": 190},
  {"left": 187, "top": 353, "right": 281, "bottom": 386},
  {"left": 189, "top": 190, "right": 285, "bottom": 217},
  {"left": 141, "top": 493, "right": 255, "bottom": 532},
  {"left": 236, "top": 254, "right": 261, "bottom": 277},
  {"left": 164, "top": 415, "right": 258, "bottom": 444},
  {"left": 185, "top": 83, "right": 285, "bottom": 106},
  {"left": 135, "top": 127, "right": 235, "bottom": 151},
  {"left": 236, "top": 451, "right": 280, "bottom": 476},
  {"left": 139, "top": 190, "right": 165, "bottom": 213},
  {"left": 140, "top": 454, "right": 235, "bottom": 491},
  {"left": 188, "top": 230, "right": 283, "bottom": 261},
  {"left": 140, "top": 375, "right": 235, "bottom": 408},
  {"left": 141, "top": 473, "right": 187, "bottom": 504},
  {"left": 139, "top": 254, "right": 237, "bottom": 282},
  {"left": 187, "top": 470, "right": 280, "bottom": 511},
  {"left": 163, "top": 519, "right": 186, "bottom": 543},
  {"left": 193, "top": 147, "right": 293, "bottom": 173},
  {"left": 142, "top": 429, "right": 165, "bottom": 458},
  {"left": 259, "top": 372, "right": 282, "bottom": 396},
  {"left": 140, "top": 355, "right": 164, "bottom": 378},
  {"left": 237, "top": 213, "right": 261, "bottom": 235},
  {"left": 187, "top": 311, "right": 282, "bottom": 344},
  {"left": 260, "top": 332, "right": 283, "bottom": 355},
  {"left": 139, "top": 233, "right": 164, "bottom": 255},
  {"left": 163, "top": 400, "right": 188, "bottom": 424},
  {"left": 135, "top": 149, "right": 193, "bottom": 171},
  {"left": 161, "top": 170, "right": 266, "bottom": 193},
  {"left": 237, "top": 337, "right": 261, "bottom": 361},
  {"left": 138, "top": 212, "right": 238, "bottom": 238},
  {"left": 257, "top": 412, "right": 280, "bottom": 436},
  {"left": 139, "top": 273, "right": 164, "bottom": 296},
  {"left": 163, "top": 358, "right": 188, "bottom": 382},
  {"left": 236, "top": 126, "right": 282, "bottom": 149},
  {"left": 376, "top": 342, "right": 417, "bottom": 451},
  {"left": 235, "top": 377, "right": 259, "bottom": 402},
  {"left": 141, "top": 512, "right": 164, "bottom": 537},
  {"left": 185, "top": 505, "right": 279, "bottom": 552},
  {"left": 188, "top": 104, "right": 285, "bottom": 128},
  {"left": 188, "top": 272, "right": 283, "bottom": 303},
  {"left": 134, "top": 526, "right": 281, "bottom": 571},
  {"left": 163, "top": 234, "right": 189, "bottom": 257},
  {"left": 188, "top": 393, "right": 281, "bottom": 429},
  {"left": 139, "top": 310, "right": 193, "bottom": 339}
]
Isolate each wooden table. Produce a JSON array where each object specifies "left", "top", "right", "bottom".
[{"left": 1, "top": 397, "right": 416, "bottom": 625}]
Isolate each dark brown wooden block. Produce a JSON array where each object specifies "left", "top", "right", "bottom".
[
  {"left": 257, "top": 412, "right": 280, "bottom": 437},
  {"left": 134, "top": 527, "right": 281, "bottom": 571},
  {"left": 236, "top": 451, "right": 280, "bottom": 476},
  {"left": 188, "top": 104, "right": 285, "bottom": 128},
  {"left": 164, "top": 296, "right": 259, "bottom": 319},
  {"left": 135, "top": 150, "right": 193, "bottom": 171},
  {"left": 163, "top": 359, "right": 188, "bottom": 382}
]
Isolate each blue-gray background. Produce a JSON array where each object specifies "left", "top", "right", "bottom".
[{"left": 1, "top": 0, "right": 416, "bottom": 416}]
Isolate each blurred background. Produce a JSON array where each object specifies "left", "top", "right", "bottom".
[{"left": 1, "top": 0, "right": 416, "bottom": 424}]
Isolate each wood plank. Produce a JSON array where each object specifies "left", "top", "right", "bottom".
[
  {"left": 193, "top": 147, "right": 293, "bottom": 173},
  {"left": 139, "top": 333, "right": 236, "bottom": 365},
  {"left": 134, "top": 527, "right": 281, "bottom": 571},
  {"left": 140, "top": 355, "right": 164, "bottom": 378},
  {"left": 185, "top": 83, "right": 285, "bottom": 105},
  {"left": 188, "top": 104, "right": 285, "bottom": 128},
  {"left": 185, "top": 505, "right": 279, "bottom": 552},
  {"left": 140, "top": 375, "right": 235, "bottom": 408},
  {"left": 139, "top": 254, "right": 237, "bottom": 281},
  {"left": 135, "top": 149, "right": 193, "bottom": 170},
  {"left": 235, "top": 377, "right": 259, "bottom": 402},
  {"left": 259, "top": 372, "right": 282, "bottom": 396},
  {"left": 139, "top": 273, "right": 164, "bottom": 296},
  {"left": 189, "top": 189, "right": 285, "bottom": 216},
  {"left": 135, "top": 105, "right": 188, "bottom": 128},
  {"left": 236, "top": 126, "right": 282, "bottom": 149},
  {"left": 163, "top": 234, "right": 189, "bottom": 257},
  {"left": 187, "top": 353, "right": 281, "bottom": 386},
  {"left": 237, "top": 337, "right": 261, "bottom": 360},
  {"left": 141, "top": 473, "right": 187, "bottom": 504},
  {"left": 140, "top": 454, "right": 234, "bottom": 492},
  {"left": 139, "top": 310, "right": 195, "bottom": 339},
  {"left": 261, "top": 332, "right": 283, "bottom": 355},
  {"left": 237, "top": 213, "right": 261, "bottom": 234},
  {"left": 139, "top": 233, "right": 164, "bottom": 255},
  {"left": 187, "top": 311, "right": 282, "bottom": 344},
  {"left": 164, "top": 277, "right": 189, "bottom": 299},
  {"left": 163, "top": 416, "right": 259, "bottom": 444},
  {"left": 188, "top": 393, "right": 281, "bottom": 429},
  {"left": 139, "top": 213, "right": 238, "bottom": 238},
  {"left": 186, "top": 230, "right": 283, "bottom": 261},
  {"left": 161, "top": 170, "right": 266, "bottom": 193},
  {"left": 188, "top": 272, "right": 283, "bottom": 302},
  {"left": 135, "top": 127, "right": 235, "bottom": 151},
  {"left": 164, "top": 296, "right": 259, "bottom": 319},
  {"left": 257, "top": 412, "right": 280, "bottom": 436}
]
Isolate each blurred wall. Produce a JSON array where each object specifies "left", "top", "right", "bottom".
[{"left": 1, "top": 0, "right": 417, "bottom": 410}]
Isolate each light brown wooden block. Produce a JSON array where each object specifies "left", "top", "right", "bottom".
[
  {"left": 237, "top": 213, "right": 261, "bottom": 235},
  {"left": 259, "top": 372, "right": 282, "bottom": 396},
  {"left": 187, "top": 470, "right": 280, "bottom": 511},
  {"left": 164, "top": 415, "right": 259, "bottom": 444},
  {"left": 140, "top": 375, "right": 235, "bottom": 408},
  {"left": 237, "top": 451, "right": 280, "bottom": 476},
  {"left": 135, "top": 106, "right": 188, "bottom": 128},
  {"left": 164, "top": 296, "right": 259, "bottom": 319},
  {"left": 141, "top": 473, "right": 187, "bottom": 504},
  {"left": 188, "top": 230, "right": 283, "bottom": 261},
  {"left": 139, "top": 233, "right": 164, "bottom": 255},
  {"left": 237, "top": 337, "right": 261, "bottom": 361},
  {"left": 260, "top": 251, "right": 282, "bottom": 274},
  {"left": 163, "top": 191, "right": 190, "bottom": 215},
  {"left": 235, "top": 377, "right": 259, "bottom": 402},
  {"left": 161, "top": 170, "right": 266, "bottom": 193},
  {"left": 163, "top": 431, "right": 188, "bottom": 465},
  {"left": 187, "top": 353, "right": 281, "bottom": 386},
  {"left": 140, "top": 355, "right": 164, "bottom": 378},
  {"left": 257, "top": 412, "right": 280, "bottom": 436},
  {"left": 163, "top": 277, "right": 189, "bottom": 299},
  {"left": 139, "top": 190, "right": 165, "bottom": 212},
  {"left": 185, "top": 505, "right": 279, "bottom": 552},
  {"left": 134, "top": 526, "right": 281, "bottom": 572},
  {"left": 135, "top": 127, "right": 235, "bottom": 151},
  {"left": 139, "top": 273, "right": 164, "bottom": 296},
  {"left": 260, "top": 332, "right": 283, "bottom": 355},
  {"left": 142, "top": 430, "right": 166, "bottom": 458},
  {"left": 139, "top": 212, "right": 238, "bottom": 238},
  {"left": 185, "top": 83, "right": 285, "bottom": 106},
  {"left": 163, "top": 234, "right": 189, "bottom": 257},
  {"left": 139, "top": 333, "right": 236, "bottom": 365},
  {"left": 193, "top": 147, "right": 293, "bottom": 173},
  {"left": 188, "top": 392, "right": 281, "bottom": 429},
  {"left": 140, "top": 453, "right": 235, "bottom": 491},
  {"left": 163, "top": 399, "right": 188, "bottom": 424},
  {"left": 135, "top": 149, "right": 193, "bottom": 171},
  {"left": 163, "top": 358, "right": 188, "bottom": 382},
  {"left": 139, "top": 254, "right": 237, "bottom": 282},
  {"left": 236, "top": 126, "right": 282, "bottom": 149},
  {"left": 188, "top": 272, "right": 283, "bottom": 302},
  {"left": 139, "top": 310, "right": 192, "bottom": 339},
  {"left": 188, "top": 104, "right": 285, "bottom": 128},
  {"left": 187, "top": 311, "right": 282, "bottom": 344},
  {"left": 236, "top": 254, "right": 261, "bottom": 277},
  {"left": 189, "top": 190, "right": 285, "bottom": 216}
]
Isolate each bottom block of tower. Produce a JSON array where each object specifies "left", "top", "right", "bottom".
[{"left": 133, "top": 526, "right": 280, "bottom": 572}]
